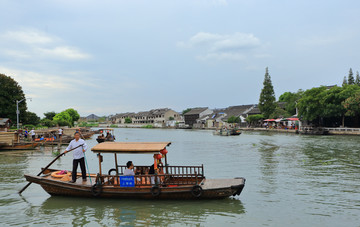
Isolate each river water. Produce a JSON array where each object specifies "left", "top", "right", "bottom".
[{"left": 0, "top": 128, "right": 359, "bottom": 226}]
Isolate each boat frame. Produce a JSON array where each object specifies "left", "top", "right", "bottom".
[{"left": 24, "top": 142, "right": 245, "bottom": 199}]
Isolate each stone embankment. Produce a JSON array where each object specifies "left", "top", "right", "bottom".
[{"left": 242, "top": 127, "right": 360, "bottom": 135}]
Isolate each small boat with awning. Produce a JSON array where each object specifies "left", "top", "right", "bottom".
[{"left": 23, "top": 142, "right": 245, "bottom": 199}]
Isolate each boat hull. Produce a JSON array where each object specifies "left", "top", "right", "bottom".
[
  {"left": 24, "top": 174, "right": 245, "bottom": 199},
  {"left": 0, "top": 143, "right": 38, "bottom": 150}
]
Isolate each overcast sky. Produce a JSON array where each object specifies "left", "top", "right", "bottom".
[{"left": 1, "top": 0, "right": 360, "bottom": 117}]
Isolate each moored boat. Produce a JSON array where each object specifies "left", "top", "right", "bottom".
[
  {"left": 0, "top": 142, "right": 39, "bottom": 150},
  {"left": 96, "top": 128, "right": 115, "bottom": 143},
  {"left": 24, "top": 142, "right": 245, "bottom": 199}
]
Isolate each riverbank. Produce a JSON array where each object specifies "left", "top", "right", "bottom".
[{"left": 241, "top": 127, "right": 360, "bottom": 135}]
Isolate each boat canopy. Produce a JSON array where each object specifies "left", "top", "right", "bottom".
[{"left": 91, "top": 142, "right": 171, "bottom": 154}]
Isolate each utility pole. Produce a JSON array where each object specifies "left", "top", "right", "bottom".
[{"left": 16, "top": 98, "right": 32, "bottom": 129}]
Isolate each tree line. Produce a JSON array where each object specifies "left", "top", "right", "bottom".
[{"left": 249, "top": 68, "right": 360, "bottom": 127}]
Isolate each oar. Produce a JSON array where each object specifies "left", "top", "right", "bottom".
[
  {"left": 19, "top": 144, "right": 84, "bottom": 194},
  {"left": 78, "top": 130, "right": 92, "bottom": 184}
]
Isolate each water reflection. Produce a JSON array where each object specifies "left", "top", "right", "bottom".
[
  {"left": 257, "top": 139, "right": 280, "bottom": 195},
  {"left": 38, "top": 197, "right": 245, "bottom": 226}
]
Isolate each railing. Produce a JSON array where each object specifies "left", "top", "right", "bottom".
[
  {"left": 100, "top": 173, "right": 204, "bottom": 187},
  {"left": 115, "top": 165, "right": 204, "bottom": 177},
  {"left": 324, "top": 127, "right": 360, "bottom": 132},
  {"left": 101, "top": 165, "right": 205, "bottom": 187}
]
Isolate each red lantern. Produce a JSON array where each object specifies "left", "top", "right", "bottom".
[
  {"left": 160, "top": 149, "right": 168, "bottom": 155},
  {"left": 155, "top": 154, "right": 162, "bottom": 160}
]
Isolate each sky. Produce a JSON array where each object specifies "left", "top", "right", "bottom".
[{"left": 1, "top": 0, "right": 360, "bottom": 117}]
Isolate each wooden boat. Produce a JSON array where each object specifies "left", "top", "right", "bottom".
[
  {"left": 0, "top": 131, "right": 39, "bottom": 150},
  {"left": 0, "top": 142, "right": 39, "bottom": 150},
  {"left": 214, "top": 127, "right": 242, "bottom": 136},
  {"left": 299, "top": 127, "right": 329, "bottom": 135},
  {"left": 96, "top": 128, "right": 115, "bottom": 143},
  {"left": 24, "top": 142, "right": 245, "bottom": 199}
]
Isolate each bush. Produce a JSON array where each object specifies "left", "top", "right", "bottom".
[{"left": 142, "top": 125, "right": 154, "bottom": 128}]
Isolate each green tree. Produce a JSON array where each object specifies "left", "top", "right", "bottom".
[
  {"left": 259, "top": 67, "right": 276, "bottom": 119},
  {"left": 356, "top": 71, "right": 360, "bottom": 86},
  {"left": 297, "top": 86, "right": 327, "bottom": 123},
  {"left": 24, "top": 111, "right": 40, "bottom": 125},
  {"left": 124, "top": 117, "right": 132, "bottom": 123},
  {"left": 343, "top": 76, "right": 348, "bottom": 86},
  {"left": 53, "top": 111, "right": 72, "bottom": 126},
  {"left": 43, "top": 111, "right": 57, "bottom": 120},
  {"left": 278, "top": 90, "right": 303, "bottom": 115},
  {"left": 40, "top": 118, "right": 56, "bottom": 127},
  {"left": 343, "top": 91, "right": 360, "bottom": 116},
  {"left": 246, "top": 114, "right": 264, "bottom": 126},
  {"left": 348, "top": 68, "right": 355, "bottom": 85},
  {"left": 269, "top": 106, "right": 291, "bottom": 119},
  {"left": 227, "top": 116, "right": 240, "bottom": 123},
  {"left": 0, "top": 73, "right": 27, "bottom": 123},
  {"left": 65, "top": 108, "right": 80, "bottom": 125}
]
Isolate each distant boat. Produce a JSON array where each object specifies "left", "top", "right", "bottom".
[
  {"left": 0, "top": 131, "right": 39, "bottom": 151},
  {"left": 214, "top": 126, "right": 242, "bottom": 136}
]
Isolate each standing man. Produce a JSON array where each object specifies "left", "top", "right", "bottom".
[
  {"left": 64, "top": 132, "right": 88, "bottom": 183},
  {"left": 58, "top": 127, "right": 63, "bottom": 139},
  {"left": 29, "top": 128, "right": 36, "bottom": 141}
]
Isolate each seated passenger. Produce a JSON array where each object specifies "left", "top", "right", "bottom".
[{"left": 123, "top": 161, "right": 135, "bottom": 176}]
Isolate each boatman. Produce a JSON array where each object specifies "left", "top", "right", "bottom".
[{"left": 64, "top": 132, "right": 88, "bottom": 183}]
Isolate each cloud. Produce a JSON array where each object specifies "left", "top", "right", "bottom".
[
  {"left": 178, "top": 32, "right": 265, "bottom": 61},
  {"left": 37, "top": 46, "right": 91, "bottom": 60},
  {"left": 0, "top": 66, "right": 98, "bottom": 92},
  {"left": 3, "top": 30, "right": 56, "bottom": 44},
  {"left": 1, "top": 28, "right": 91, "bottom": 61}
]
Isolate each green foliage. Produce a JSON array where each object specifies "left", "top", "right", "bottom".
[
  {"left": 98, "top": 117, "right": 106, "bottom": 122},
  {"left": 124, "top": 117, "right": 132, "bottom": 123},
  {"left": 348, "top": 68, "right": 355, "bottom": 85},
  {"left": 40, "top": 118, "right": 56, "bottom": 127},
  {"left": 269, "top": 107, "right": 291, "bottom": 119},
  {"left": 297, "top": 86, "right": 327, "bottom": 121},
  {"left": 43, "top": 111, "right": 57, "bottom": 120},
  {"left": 24, "top": 111, "right": 40, "bottom": 125},
  {"left": 297, "top": 85, "right": 360, "bottom": 122},
  {"left": 53, "top": 111, "right": 72, "bottom": 126},
  {"left": 142, "top": 124, "right": 154, "bottom": 128},
  {"left": 0, "top": 73, "right": 27, "bottom": 122},
  {"left": 53, "top": 108, "right": 80, "bottom": 126},
  {"left": 342, "top": 76, "right": 348, "bottom": 86},
  {"left": 109, "top": 124, "right": 118, "bottom": 128},
  {"left": 278, "top": 90, "right": 303, "bottom": 115},
  {"left": 65, "top": 108, "right": 80, "bottom": 124},
  {"left": 356, "top": 71, "right": 360, "bottom": 86},
  {"left": 227, "top": 116, "right": 240, "bottom": 123},
  {"left": 246, "top": 114, "right": 264, "bottom": 123},
  {"left": 77, "top": 122, "right": 99, "bottom": 127},
  {"left": 169, "top": 116, "right": 175, "bottom": 120},
  {"left": 343, "top": 91, "right": 360, "bottom": 116},
  {"left": 182, "top": 108, "right": 192, "bottom": 115},
  {"left": 259, "top": 67, "right": 276, "bottom": 119},
  {"left": 23, "top": 124, "right": 35, "bottom": 129}
]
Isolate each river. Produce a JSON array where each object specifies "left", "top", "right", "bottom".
[{"left": 0, "top": 128, "right": 359, "bottom": 226}]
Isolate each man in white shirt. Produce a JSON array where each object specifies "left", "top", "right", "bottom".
[
  {"left": 123, "top": 161, "right": 135, "bottom": 176},
  {"left": 58, "top": 128, "right": 63, "bottom": 139},
  {"left": 29, "top": 129, "right": 36, "bottom": 141},
  {"left": 64, "top": 132, "right": 88, "bottom": 183}
]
